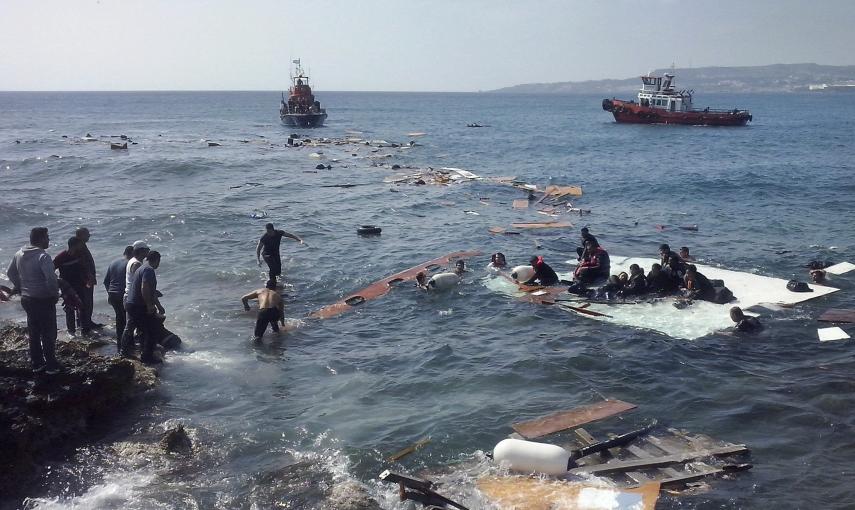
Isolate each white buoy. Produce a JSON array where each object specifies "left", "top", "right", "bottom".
[
  {"left": 493, "top": 438, "right": 571, "bottom": 475},
  {"left": 510, "top": 265, "right": 535, "bottom": 282},
  {"left": 427, "top": 272, "right": 460, "bottom": 290}
]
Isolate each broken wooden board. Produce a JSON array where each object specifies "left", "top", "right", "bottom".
[
  {"left": 825, "top": 261, "right": 855, "bottom": 275},
  {"left": 819, "top": 309, "right": 855, "bottom": 323},
  {"left": 488, "top": 227, "right": 521, "bottom": 235},
  {"left": 818, "top": 326, "right": 850, "bottom": 342},
  {"left": 510, "top": 221, "right": 573, "bottom": 229},
  {"left": 568, "top": 444, "right": 748, "bottom": 476},
  {"left": 512, "top": 199, "right": 529, "bottom": 209},
  {"left": 308, "top": 250, "right": 481, "bottom": 319},
  {"left": 512, "top": 400, "right": 637, "bottom": 439},
  {"left": 477, "top": 477, "right": 659, "bottom": 510},
  {"left": 387, "top": 437, "right": 431, "bottom": 462},
  {"left": 543, "top": 184, "right": 583, "bottom": 198}
]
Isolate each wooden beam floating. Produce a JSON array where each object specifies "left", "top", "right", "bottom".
[
  {"left": 568, "top": 444, "right": 749, "bottom": 476},
  {"left": 512, "top": 399, "right": 637, "bottom": 439},
  {"left": 818, "top": 309, "right": 855, "bottom": 323}
]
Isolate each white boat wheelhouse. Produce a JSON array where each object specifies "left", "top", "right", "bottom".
[{"left": 637, "top": 74, "right": 694, "bottom": 112}]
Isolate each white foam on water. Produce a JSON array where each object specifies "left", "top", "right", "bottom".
[
  {"left": 485, "top": 257, "right": 839, "bottom": 340},
  {"left": 23, "top": 472, "right": 156, "bottom": 510}
]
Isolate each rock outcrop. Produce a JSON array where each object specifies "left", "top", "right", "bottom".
[{"left": 0, "top": 321, "right": 157, "bottom": 501}]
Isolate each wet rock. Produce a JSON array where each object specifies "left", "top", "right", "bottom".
[
  {"left": 160, "top": 424, "right": 193, "bottom": 455},
  {"left": 0, "top": 321, "right": 158, "bottom": 501}
]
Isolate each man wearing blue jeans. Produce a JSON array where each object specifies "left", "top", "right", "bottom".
[
  {"left": 124, "top": 251, "right": 164, "bottom": 364},
  {"left": 6, "top": 227, "right": 62, "bottom": 374},
  {"left": 104, "top": 245, "right": 133, "bottom": 350}
]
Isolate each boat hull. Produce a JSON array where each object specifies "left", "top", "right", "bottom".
[
  {"left": 602, "top": 99, "right": 752, "bottom": 126},
  {"left": 280, "top": 112, "right": 327, "bottom": 128}
]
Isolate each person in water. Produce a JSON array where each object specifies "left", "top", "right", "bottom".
[
  {"left": 524, "top": 256, "right": 559, "bottom": 286},
  {"left": 242, "top": 279, "right": 285, "bottom": 342},
  {"left": 574, "top": 240, "right": 610, "bottom": 284},
  {"left": 256, "top": 223, "right": 304, "bottom": 284},
  {"left": 679, "top": 246, "right": 694, "bottom": 262},
  {"left": 576, "top": 227, "right": 598, "bottom": 260},
  {"left": 659, "top": 244, "right": 682, "bottom": 267},
  {"left": 595, "top": 275, "right": 624, "bottom": 300},
  {"left": 730, "top": 306, "right": 762, "bottom": 332},
  {"left": 683, "top": 264, "right": 715, "bottom": 302},
  {"left": 646, "top": 263, "right": 676, "bottom": 294},
  {"left": 620, "top": 264, "right": 648, "bottom": 297},
  {"left": 489, "top": 252, "right": 507, "bottom": 269},
  {"left": 454, "top": 260, "right": 467, "bottom": 275}
]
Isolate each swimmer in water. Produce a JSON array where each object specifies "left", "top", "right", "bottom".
[
  {"left": 730, "top": 306, "right": 762, "bottom": 332},
  {"left": 241, "top": 279, "right": 285, "bottom": 342},
  {"left": 489, "top": 252, "right": 507, "bottom": 269}
]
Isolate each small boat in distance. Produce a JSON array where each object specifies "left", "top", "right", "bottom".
[
  {"left": 280, "top": 59, "right": 327, "bottom": 128},
  {"left": 602, "top": 73, "right": 752, "bottom": 126}
]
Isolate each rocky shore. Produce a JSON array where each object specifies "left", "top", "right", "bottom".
[{"left": 0, "top": 321, "right": 158, "bottom": 502}]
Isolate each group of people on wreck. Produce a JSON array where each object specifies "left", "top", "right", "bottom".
[{"left": 489, "top": 227, "right": 737, "bottom": 306}]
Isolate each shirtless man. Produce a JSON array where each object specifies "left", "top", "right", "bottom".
[{"left": 241, "top": 280, "right": 285, "bottom": 342}]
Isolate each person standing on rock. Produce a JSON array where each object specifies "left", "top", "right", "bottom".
[
  {"left": 120, "top": 241, "right": 149, "bottom": 354},
  {"left": 124, "top": 251, "right": 164, "bottom": 364},
  {"left": 75, "top": 227, "right": 103, "bottom": 331},
  {"left": 6, "top": 227, "right": 62, "bottom": 374},
  {"left": 255, "top": 223, "right": 304, "bottom": 284},
  {"left": 53, "top": 237, "right": 89, "bottom": 337},
  {"left": 104, "top": 245, "right": 133, "bottom": 349}
]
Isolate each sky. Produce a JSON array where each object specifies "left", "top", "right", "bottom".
[{"left": 2, "top": 0, "right": 854, "bottom": 92}]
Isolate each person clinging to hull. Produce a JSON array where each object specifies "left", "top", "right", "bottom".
[
  {"left": 524, "top": 256, "right": 559, "bottom": 286},
  {"left": 242, "top": 279, "right": 285, "bottom": 342},
  {"left": 256, "top": 223, "right": 305, "bottom": 285}
]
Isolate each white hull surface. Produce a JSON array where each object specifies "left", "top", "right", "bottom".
[{"left": 485, "top": 256, "right": 838, "bottom": 340}]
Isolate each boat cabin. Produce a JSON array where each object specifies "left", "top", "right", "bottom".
[{"left": 637, "top": 74, "right": 694, "bottom": 112}]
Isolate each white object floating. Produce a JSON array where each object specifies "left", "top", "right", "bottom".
[
  {"left": 818, "top": 327, "right": 850, "bottom": 342},
  {"left": 825, "top": 261, "right": 855, "bottom": 275},
  {"left": 510, "top": 265, "right": 535, "bottom": 283},
  {"left": 428, "top": 273, "right": 460, "bottom": 290},
  {"left": 493, "top": 438, "right": 571, "bottom": 475}
]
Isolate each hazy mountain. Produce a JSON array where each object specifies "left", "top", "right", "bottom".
[{"left": 490, "top": 63, "right": 855, "bottom": 94}]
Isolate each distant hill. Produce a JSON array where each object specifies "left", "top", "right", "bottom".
[{"left": 490, "top": 63, "right": 855, "bottom": 94}]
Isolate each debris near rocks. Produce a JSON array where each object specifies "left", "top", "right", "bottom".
[
  {"left": 0, "top": 321, "right": 158, "bottom": 501},
  {"left": 160, "top": 424, "right": 193, "bottom": 455}
]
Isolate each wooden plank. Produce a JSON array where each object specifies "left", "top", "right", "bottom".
[
  {"left": 512, "top": 400, "right": 637, "bottom": 439},
  {"left": 543, "top": 184, "right": 583, "bottom": 198},
  {"left": 387, "top": 437, "right": 431, "bottom": 461},
  {"left": 634, "top": 464, "right": 723, "bottom": 488},
  {"left": 626, "top": 444, "right": 683, "bottom": 480},
  {"left": 512, "top": 199, "right": 529, "bottom": 209},
  {"left": 818, "top": 308, "right": 855, "bottom": 323},
  {"left": 568, "top": 444, "right": 749, "bottom": 476},
  {"left": 510, "top": 221, "right": 573, "bottom": 229}
]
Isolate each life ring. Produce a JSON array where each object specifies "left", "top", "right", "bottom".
[{"left": 357, "top": 225, "right": 382, "bottom": 236}]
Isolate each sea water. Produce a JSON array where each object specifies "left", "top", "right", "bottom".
[{"left": 1, "top": 91, "right": 854, "bottom": 508}]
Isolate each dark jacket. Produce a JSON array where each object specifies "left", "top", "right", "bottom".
[{"left": 525, "top": 261, "right": 559, "bottom": 286}]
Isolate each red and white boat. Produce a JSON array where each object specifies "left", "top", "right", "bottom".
[{"left": 602, "top": 73, "right": 752, "bottom": 126}]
